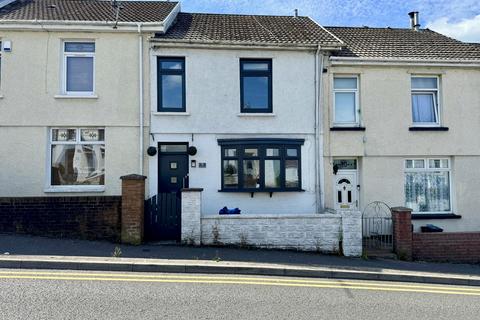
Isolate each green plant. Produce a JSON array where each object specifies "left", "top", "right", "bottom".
[
  {"left": 361, "top": 250, "right": 369, "bottom": 260},
  {"left": 213, "top": 250, "right": 221, "bottom": 262},
  {"left": 112, "top": 246, "right": 122, "bottom": 258}
]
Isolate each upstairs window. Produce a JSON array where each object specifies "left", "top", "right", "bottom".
[
  {"left": 333, "top": 76, "right": 359, "bottom": 125},
  {"left": 157, "top": 57, "right": 185, "bottom": 112},
  {"left": 405, "top": 158, "right": 451, "bottom": 213},
  {"left": 63, "top": 41, "right": 95, "bottom": 95},
  {"left": 219, "top": 139, "right": 303, "bottom": 192},
  {"left": 240, "top": 59, "right": 272, "bottom": 113},
  {"left": 411, "top": 76, "right": 440, "bottom": 126}
]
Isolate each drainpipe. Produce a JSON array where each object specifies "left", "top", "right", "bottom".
[
  {"left": 314, "top": 45, "right": 324, "bottom": 213},
  {"left": 137, "top": 23, "right": 144, "bottom": 175},
  {"left": 318, "top": 54, "right": 325, "bottom": 212}
]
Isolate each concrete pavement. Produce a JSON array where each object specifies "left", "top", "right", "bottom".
[{"left": 1, "top": 233, "right": 480, "bottom": 286}]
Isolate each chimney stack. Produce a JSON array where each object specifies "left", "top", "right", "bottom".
[
  {"left": 408, "top": 11, "right": 420, "bottom": 31},
  {"left": 294, "top": 9, "right": 298, "bottom": 18}
]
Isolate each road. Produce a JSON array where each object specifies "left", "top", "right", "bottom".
[{"left": 0, "top": 269, "right": 479, "bottom": 320}]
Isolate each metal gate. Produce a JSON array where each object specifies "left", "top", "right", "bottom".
[
  {"left": 362, "top": 201, "right": 393, "bottom": 253},
  {"left": 144, "top": 192, "right": 181, "bottom": 242}
]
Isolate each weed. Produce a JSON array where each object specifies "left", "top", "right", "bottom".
[{"left": 112, "top": 246, "right": 122, "bottom": 258}]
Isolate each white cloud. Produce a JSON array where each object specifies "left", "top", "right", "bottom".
[{"left": 426, "top": 15, "right": 480, "bottom": 42}]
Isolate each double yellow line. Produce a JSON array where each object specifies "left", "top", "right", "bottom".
[{"left": 0, "top": 270, "right": 479, "bottom": 296}]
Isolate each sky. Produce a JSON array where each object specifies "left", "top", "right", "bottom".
[{"left": 178, "top": 0, "right": 480, "bottom": 42}]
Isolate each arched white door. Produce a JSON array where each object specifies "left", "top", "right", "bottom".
[{"left": 334, "top": 172, "right": 357, "bottom": 210}]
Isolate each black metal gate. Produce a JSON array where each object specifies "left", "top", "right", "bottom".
[
  {"left": 145, "top": 192, "right": 181, "bottom": 241},
  {"left": 362, "top": 201, "right": 393, "bottom": 253}
]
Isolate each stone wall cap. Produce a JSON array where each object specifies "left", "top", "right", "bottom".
[
  {"left": 181, "top": 188, "right": 204, "bottom": 192},
  {"left": 120, "top": 174, "right": 147, "bottom": 181},
  {"left": 391, "top": 207, "right": 413, "bottom": 212}
]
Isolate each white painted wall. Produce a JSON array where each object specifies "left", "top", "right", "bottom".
[{"left": 148, "top": 46, "right": 320, "bottom": 215}]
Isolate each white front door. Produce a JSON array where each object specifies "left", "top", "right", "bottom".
[{"left": 334, "top": 172, "right": 357, "bottom": 210}]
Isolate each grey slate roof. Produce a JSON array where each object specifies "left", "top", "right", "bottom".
[
  {"left": 154, "top": 12, "right": 342, "bottom": 46},
  {"left": 0, "top": 0, "right": 178, "bottom": 23},
  {"left": 325, "top": 26, "right": 480, "bottom": 60}
]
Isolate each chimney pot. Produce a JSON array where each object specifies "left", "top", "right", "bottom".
[
  {"left": 294, "top": 9, "right": 298, "bottom": 18},
  {"left": 408, "top": 11, "right": 420, "bottom": 31}
]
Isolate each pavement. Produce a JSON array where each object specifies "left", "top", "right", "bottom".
[{"left": 1, "top": 233, "right": 480, "bottom": 286}]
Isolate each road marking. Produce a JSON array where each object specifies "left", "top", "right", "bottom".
[
  {"left": 0, "top": 270, "right": 478, "bottom": 292},
  {"left": 0, "top": 272, "right": 478, "bottom": 296}
]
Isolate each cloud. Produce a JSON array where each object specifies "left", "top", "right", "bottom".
[{"left": 426, "top": 15, "right": 480, "bottom": 42}]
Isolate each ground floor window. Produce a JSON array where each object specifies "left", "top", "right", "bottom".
[
  {"left": 218, "top": 139, "right": 303, "bottom": 192},
  {"left": 405, "top": 158, "right": 451, "bottom": 213},
  {"left": 50, "top": 128, "right": 105, "bottom": 187}
]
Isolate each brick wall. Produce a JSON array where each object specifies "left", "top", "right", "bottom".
[
  {"left": 413, "top": 232, "right": 480, "bottom": 263},
  {"left": 0, "top": 196, "right": 122, "bottom": 241}
]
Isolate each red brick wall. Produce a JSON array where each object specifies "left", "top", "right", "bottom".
[
  {"left": 391, "top": 207, "right": 413, "bottom": 260},
  {"left": 413, "top": 232, "right": 480, "bottom": 263},
  {"left": 0, "top": 196, "right": 122, "bottom": 241}
]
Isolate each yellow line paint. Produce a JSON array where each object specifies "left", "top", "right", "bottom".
[
  {"left": 0, "top": 270, "right": 478, "bottom": 293},
  {"left": 0, "top": 274, "right": 479, "bottom": 296}
]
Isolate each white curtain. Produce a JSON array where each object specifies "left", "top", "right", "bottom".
[
  {"left": 412, "top": 93, "right": 436, "bottom": 123},
  {"left": 405, "top": 171, "right": 450, "bottom": 212}
]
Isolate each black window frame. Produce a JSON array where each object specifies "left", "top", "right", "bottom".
[
  {"left": 218, "top": 139, "right": 303, "bottom": 193},
  {"left": 240, "top": 59, "right": 273, "bottom": 113},
  {"left": 157, "top": 57, "right": 186, "bottom": 112}
]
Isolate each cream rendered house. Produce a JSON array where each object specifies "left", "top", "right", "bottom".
[
  {"left": 322, "top": 14, "right": 480, "bottom": 232},
  {"left": 0, "top": 0, "right": 180, "bottom": 197}
]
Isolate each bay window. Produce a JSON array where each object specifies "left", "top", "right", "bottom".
[
  {"left": 49, "top": 128, "right": 105, "bottom": 190},
  {"left": 219, "top": 139, "right": 303, "bottom": 192},
  {"left": 405, "top": 158, "right": 451, "bottom": 213},
  {"left": 411, "top": 76, "right": 440, "bottom": 125}
]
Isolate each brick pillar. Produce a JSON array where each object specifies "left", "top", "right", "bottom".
[
  {"left": 181, "top": 188, "right": 203, "bottom": 245},
  {"left": 391, "top": 207, "right": 413, "bottom": 260},
  {"left": 120, "top": 174, "right": 147, "bottom": 245},
  {"left": 341, "top": 210, "right": 362, "bottom": 257}
]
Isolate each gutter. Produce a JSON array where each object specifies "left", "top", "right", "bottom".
[
  {"left": 150, "top": 38, "right": 343, "bottom": 52},
  {"left": 330, "top": 56, "right": 480, "bottom": 67},
  {"left": 137, "top": 23, "right": 144, "bottom": 175}
]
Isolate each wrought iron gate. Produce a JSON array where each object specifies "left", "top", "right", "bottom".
[
  {"left": 144, "top": 192, "right": 181, "bottom": 241},
  {"left": 362, "top": 201, "right": 393, "bottom": 253}
]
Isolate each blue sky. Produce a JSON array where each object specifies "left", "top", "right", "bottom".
[{"left": 179, "top": 0, "right": 480, "bottom": 42}]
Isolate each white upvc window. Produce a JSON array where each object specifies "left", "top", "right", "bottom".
[
  {"left": 411, "top": 76, "right": 440, "bottom": 126},
  {"left": 405, "top": 158, "right": 452, "bottom": 214},
  {"left": 333, "top": 75, "right": 360, "bottom": 126},
  {"left": 62, "top": 41, "right": 95, "bottom": 96},
  {"left": 48, "top": 128, "right": 105, "bottom": 192}
]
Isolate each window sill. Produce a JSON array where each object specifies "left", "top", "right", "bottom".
[
  {"left": 152, "top": 112, "right": 190, "bottom": 116},
  {"left": 218, "top": 189, "right": 305, "bottom": 197},
  {"left": 237, "top": 113, "right": 276, "bottom": 117},
  {"left": 409, "top": 126, "right": 449, "bottom": 131},
  {"left": 44, "top": 186, "right": 105, "bottom": 193},
  {"left": 0, "top": 95, "right": 4, "bottom": 99},
  {"left": 54, "top": 95, "right": 98, "bottom": 100},
  {"left": 411, "top": 213, "right": 461, "bottom": 220},
  {"left": 330, "top": 127, "right": 366, "bottom": 131}
]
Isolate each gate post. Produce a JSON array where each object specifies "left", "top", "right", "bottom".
[
  {"left": 341, "top": 210, "right": 362, "bottom": 257},
  {"left": 120, "top": 174, "right": 147, "bottom": 245},
  {"left": 391, "top": 207, "right": 413, "bottom": 260},
  {"left": 181, "top": 188, "right": 203, "bottom": 245}
]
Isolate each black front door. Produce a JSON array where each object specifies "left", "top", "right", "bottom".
[{"left": 145, "top": 143, "right": 189, "bottom": 241}]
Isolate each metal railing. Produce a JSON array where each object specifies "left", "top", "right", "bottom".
[{"left": 362, "top": 201, "right": 393, "bottom": 252}]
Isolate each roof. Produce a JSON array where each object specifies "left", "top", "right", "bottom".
[
  {"left": 154, "top": 12, "right": 342, "bottom": 46},
  {"left": 325, "top": 26, "right": 480, "bottom": 61},
  {"left": 0, "top": 0, "right": 178, "bottom": 23}
]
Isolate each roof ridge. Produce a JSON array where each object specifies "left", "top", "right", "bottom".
[{"left": 181, "top": 11, "right": 308, "bottom": 19}]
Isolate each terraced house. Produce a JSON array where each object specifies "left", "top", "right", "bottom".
[{"left": 1, "top": 1, "right": 480, "bottom": 260}]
